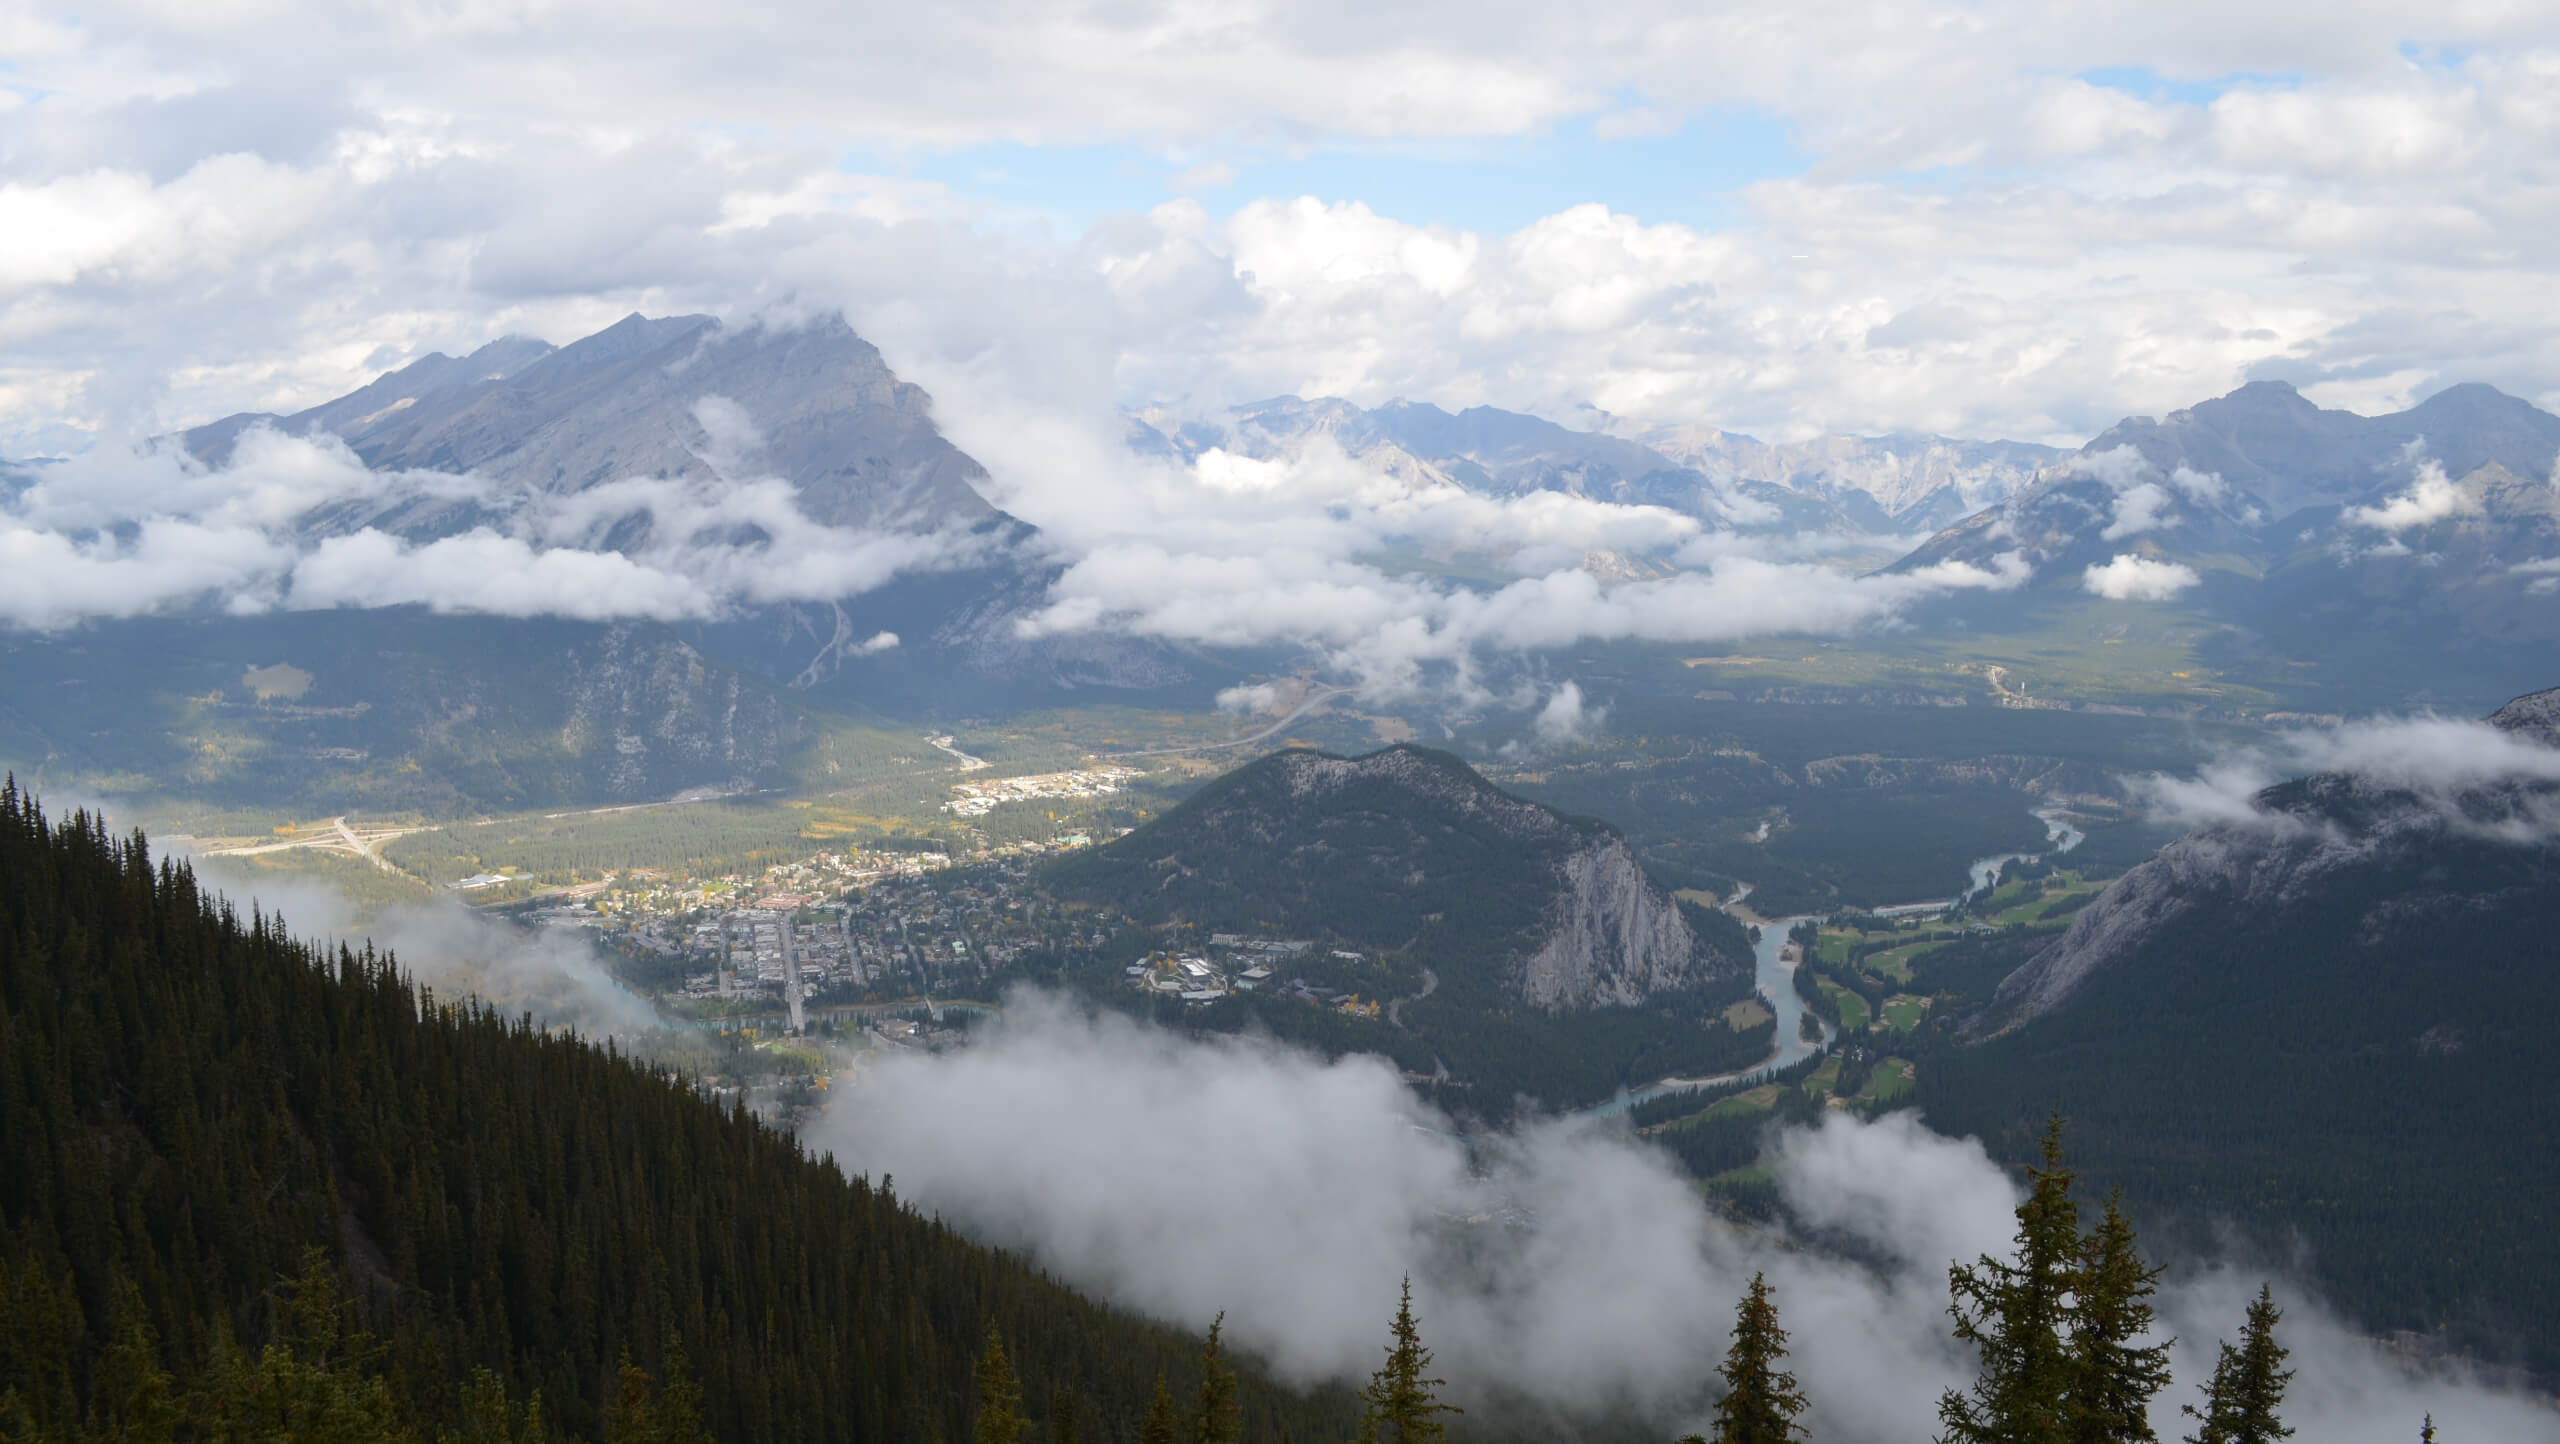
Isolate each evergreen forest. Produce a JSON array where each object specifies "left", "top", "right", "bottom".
[{"left": 0, "top": 783, "right": 1354, "bottom": 1443}]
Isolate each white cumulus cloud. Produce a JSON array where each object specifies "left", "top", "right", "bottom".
[
  {"left": 2345, "top": 463, "right": 2478, "bottom": 533},
  {"left": 2083, "top": 552, "right": 2201, "bottom": 600}
]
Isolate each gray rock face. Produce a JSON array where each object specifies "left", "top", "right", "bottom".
[
  {"left": 2491, "top": 686, "right": 2560, "bottom": 744},
  {"left": 191, "top": 312, "right": 1001, "bottom": 542},
  {"left": 2078, "top": 380, "right": 2560, "bottom": 519},
  {"left": 1602, "top": 423, "right": 2064, "bottom": 531},
  {"left": 1983, "top": 684, "right": 2560, "bottom": 1033},
  {"left": 1516, "top": 834, "right": 1713, "bottom": 1010}
]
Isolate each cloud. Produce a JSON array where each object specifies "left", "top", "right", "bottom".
[
  {"left": 182, "top": 853, "right": 665, "bottom": 1040},
  {"left": 2167, "top": 465, "right": 2228, "bottom": 504},
  {"left": 2126, "top": 712, "right": 2560, "bottom": 836},
  {"left": 2101, "top": 481, "right": 2175, "bottom": 539},
  {"left": 0, "top": 516, "right": 291, "bottom": 628},
  {"left": 1216, "top": 682, "right": 1289, "bottom": 716},
  {"left": 1022, "top": 541, "right": 2028, "bottom": 701},
  {"left": 815, "top": 994, "right": 2555, "bottom": 1441},
  {"left": 0, "top": 423, "right": 998, "bottom": 629},
  {"left": 1531, "top": 680, "right": 1604, "bottom": 746},
  {"left": 2083, "top": 552, "right": 2201, "bottom": 600},
  {"left": 11, "top": 2, "right": 2560, "bottom": 666},
  {"left": 291, "top": 529, "right": 717, "bottom": 620},
  {"left": 2345, "top": 462, "right": 2478, "bottom": 533},
  {"left": 11, "top": 6, "right": 2560, "bottom": 470}
]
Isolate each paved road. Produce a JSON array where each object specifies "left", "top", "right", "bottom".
[
  {"left": 206, "top": 816, "right": 423, "bottom": 871},
  {"left": 1100, "top": 684, "right": 1356, "bottom": 760},
  {"left": 1388, "top": 967, "right": 1437, "bottom": 1029}
]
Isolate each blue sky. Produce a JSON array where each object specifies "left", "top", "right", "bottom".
[{"left": 881, "top": 108, "right": 1808, "bottom": 235}]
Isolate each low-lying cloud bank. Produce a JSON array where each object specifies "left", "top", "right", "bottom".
[
  {"left": 185, "top": 853, "right": 665, "bottom": 1039},
  {"left": 2, "top": 393, "right": 2032, "bottom": 710},
  {"left": 2128, "top": 712, "right": 2560, "bottom": 839},
  {"left": 0, "top": 425, "right": 991, "bottom": 629},
  {"left": 815, "top": 995, "right": 2548, "bottom": 1441}
]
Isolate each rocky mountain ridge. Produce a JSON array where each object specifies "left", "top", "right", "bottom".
[
  {"left": 1982, "top": 684, "right": 2560, "bottom": 1032},
  {"left": 189, "top": 312, "right": 1004, "bottom": 542},
  {"left": 171, "top": 310, "right": 1193, "bottom": 705},
  {"left": 1131, "top": 395, "right": 2058, "bottom": 541}
]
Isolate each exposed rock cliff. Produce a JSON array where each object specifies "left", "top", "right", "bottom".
[{"left": 1516, "top": 834, "right": 1711, "bottom": 1010}]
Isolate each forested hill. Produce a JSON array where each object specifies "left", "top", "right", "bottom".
[
  {"left": 0, "top": 783, "right": 1351, "bottom": 1443},
  {"left": 1046, "top": 745, "right": 1749, "bottom": 1012}
]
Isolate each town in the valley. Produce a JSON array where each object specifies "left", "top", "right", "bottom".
[{"left": 495, "top": 759, "right": 1389, "bottom": 1048}]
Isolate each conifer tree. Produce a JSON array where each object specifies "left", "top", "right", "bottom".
[
  {"left": 1140, "top": 1376, "right": 1179, "bottom": 1444},
  {"left": 95, "top": 1277, "right": 180, "bottom": 1444},
  {"left": 1190, "top": 1313, "right": 1242, "bottom": 1444},
  {"left": 1359, "top": 1278, "right": 1461, "bottom": 1444},
  {"left": 604, "top": 1357, "right": 658, "bottom": 1444},
  {"left": 2181, "top": 1288, "right": 2293, "bottom": 1444},
  {"left": 1940, "top": 1117, "right": 2082, "bottom": 1444},
  {"left": 1048, "top": 1384, "right": 1080, "bottom": 1444},
  {"left": 658, "top": 1336, "right": 712, "bottom": 1444},
  {"left": 974, "top": 1321, "right": 1028, "bottom": 1444},
  {"left": 1705, "top": 1273, "right": 1808, "bottom": 1444},
  {"left": 2067, "top": 1193, "right": 2173, "bottom": 1443}
]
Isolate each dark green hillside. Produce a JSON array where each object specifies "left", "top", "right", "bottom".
[
  {"left": 0, "top": 609, "right": 938, "bottom": 817},
  {"left": 1919, "top": 793, "right": 2560, "bottom": 1378},
  {"left": 0, "top": 783, "right": 1351, "bottom": 1443},
  {"left": 1045, "top": 746, "right": 1763, "bottom": 1116},
  {"left": 1048, "top": 744, "right": 1607, "bottom": 963}
]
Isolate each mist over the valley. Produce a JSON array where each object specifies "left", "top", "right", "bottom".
[
  {"left": 815, "top": 993, "right": 2546, "bottom": 1443},
  {"left": 185, "top": 851, "right": 666, "bottom": 1040},
  {"left": 2124, "top": 706, "right": 2560, "bottom": 839}
]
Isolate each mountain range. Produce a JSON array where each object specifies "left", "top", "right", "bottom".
[
  {"left": 14, "top": 308, "right": 2560, "bottom": 812},
  {"left": 183, "top": 310, "right": 1187, "bottom": 702},
  {"left": 1892, "top": 380, "right": 2560, "bottom": 646},
  {"left": 1132, "top": 394, "right": 2064, "bottom": 540}
]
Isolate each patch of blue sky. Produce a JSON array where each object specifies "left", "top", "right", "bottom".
[
  {"left": 869, "top": 107, "right": 1808, "bottom": 237},
  {"left": 2076, "top": 65, "right": 2300, "bottom": 106},
  {"left": 2396, "top": 41, "right": 2477, "bottom": 69}
]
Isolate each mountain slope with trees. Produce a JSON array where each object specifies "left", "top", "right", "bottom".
[
  {"left": 1920, "top": 686, "right": 2560, "bottom": 1378},
  {"left": 0, "top": 782, "right": 1351, "bottom": 1443}
]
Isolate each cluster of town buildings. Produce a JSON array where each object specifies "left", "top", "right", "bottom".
[
  {"left": 1125, "top": 935, "right": 1382, "bottom": 1016},
  {"left": 940, "top": 765, "right": 1145, "bottom": 818},
  {"left": 593, "top": 852, "right": 1115, "bottom": 1026}
]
